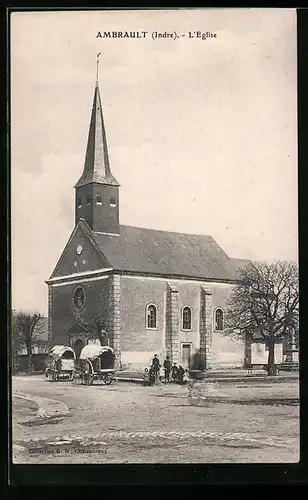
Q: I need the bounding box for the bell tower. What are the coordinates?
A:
[74,54,120,235]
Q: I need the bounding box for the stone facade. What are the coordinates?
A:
[165,283,180,364]
[199,287,213,368]
[48,286,53,347]
[50,277,111,350]
[48,270,246,370]
[75,183,120,235]
[107,275,121,364]
[204,289,213,367]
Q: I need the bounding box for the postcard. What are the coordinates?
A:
[10,8,299,467]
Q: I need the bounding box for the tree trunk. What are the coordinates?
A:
[266,339,277,376]
[26,344,33,373]
[97,327,108,346]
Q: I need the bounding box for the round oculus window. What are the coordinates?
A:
[72,286,86,312]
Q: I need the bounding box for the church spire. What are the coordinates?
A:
[75,54,119,188]
[74,55,120,235]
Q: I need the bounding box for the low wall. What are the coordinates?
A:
[16,354,48,372]
[121,350,165,371]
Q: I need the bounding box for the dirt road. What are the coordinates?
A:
[12,375,299,464]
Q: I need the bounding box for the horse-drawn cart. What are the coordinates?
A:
[45,345,76,381]
[79,344,116,386]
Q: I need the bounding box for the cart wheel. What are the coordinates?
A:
[81,372,87,385]
[83,373,94,385]
[103,373,113,385]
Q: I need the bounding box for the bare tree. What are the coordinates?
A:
[225,260,299,376]
[12,311,44,372]
[11,311,23,374]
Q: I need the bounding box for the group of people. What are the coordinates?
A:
[142,354,190,386]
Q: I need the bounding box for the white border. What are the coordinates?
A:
[51,275,110,287]
[47,267,113,283]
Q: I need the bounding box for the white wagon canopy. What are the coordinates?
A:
[49,345,76,361]
[79,345,115,361]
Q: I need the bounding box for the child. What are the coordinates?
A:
[142,368,150,386]
[148,365,156,386]
[183,369,190,385]
[159,364,164,382]
[171,363,178,383]
[178,365,185,384]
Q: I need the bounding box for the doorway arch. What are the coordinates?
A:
[74,338,84,359]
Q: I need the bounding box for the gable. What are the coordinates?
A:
[50,221,112,279]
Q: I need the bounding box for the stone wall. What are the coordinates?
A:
[199,287,213,368]
[106,274,121,365]
[48,286,53,347]
[120,276,166,369]
[165,283,180,364]
[50,277,111,346]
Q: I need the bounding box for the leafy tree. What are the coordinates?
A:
[83,316,109,346]
[93,317,109,346]
[225,260,299,375]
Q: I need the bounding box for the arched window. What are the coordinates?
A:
[182,306,192,330]
[214,308,224,331]
[147,304,157,329]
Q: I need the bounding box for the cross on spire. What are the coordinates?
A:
[96,52,101,81]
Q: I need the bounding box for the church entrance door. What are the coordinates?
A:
[181,343,192,367]
[74,339,84,359]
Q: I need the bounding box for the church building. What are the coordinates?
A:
[46,72,250,371]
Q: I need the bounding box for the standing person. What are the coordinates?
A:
[171,363,178,383]
[163,356,171,382]
[177,365,185,384]
[188,349,206,405]
[152,354,161,383]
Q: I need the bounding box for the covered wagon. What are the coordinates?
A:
[79,344,116,386]
[45,345,76,381]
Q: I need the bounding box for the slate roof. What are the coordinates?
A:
[75,82,119,188]
[91,224,251,282]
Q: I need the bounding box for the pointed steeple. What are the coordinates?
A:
[74,55,120,235]
[75,58,119,188]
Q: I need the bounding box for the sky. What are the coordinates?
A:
[11,9,298,315]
